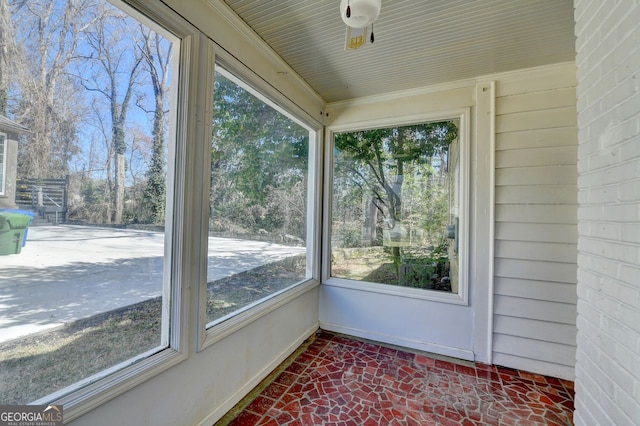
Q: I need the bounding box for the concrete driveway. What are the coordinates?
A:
[0,225,305,343]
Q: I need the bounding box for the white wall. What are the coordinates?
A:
[321,84,483,362]
[321,63,579,378]
[492,64,578,380]
[0,133,19,209]
[68,289,319,426]
[320,63,579,393]
[574,1,640,424]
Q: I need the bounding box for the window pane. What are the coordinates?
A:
[0,0,177,404]
[330,121,460,293]
[207,69,310,326]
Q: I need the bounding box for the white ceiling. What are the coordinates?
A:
[222,0,576,103]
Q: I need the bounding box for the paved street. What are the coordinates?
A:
[0,225,305,343]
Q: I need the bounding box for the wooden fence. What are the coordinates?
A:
[15,176,69,223]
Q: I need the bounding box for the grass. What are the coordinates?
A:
[0,298,162,405]
[206,254,307,323]
[0,255,306,405]
[331,246,452,290]
[1,251,443,404]
[331,247,398,284]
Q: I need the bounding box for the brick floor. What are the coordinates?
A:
[224,331,575,425]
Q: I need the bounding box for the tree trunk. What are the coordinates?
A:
[362,196,378,246]
[140,29,171,225]
[0,0,10,115]
[114,152,125,224]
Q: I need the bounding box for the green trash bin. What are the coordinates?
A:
[0,212,32,255]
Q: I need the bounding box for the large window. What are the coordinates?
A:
[328,119,466,295]
[0,0,181,410]
[206,66,313,327]
[0,133,5,195]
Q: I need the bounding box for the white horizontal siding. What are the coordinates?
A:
[494,316,577,345]
[495,145,577,167]
[494,295,577,324]
[495,258,577,283]
[494,334,576,366]
[496,106,577,133]
[495,222,577,244]
[496,86,576,114]
[495,277,577,304]
[492,352,575,380]
[495,204,577,224]
[496,165,577,186]
[492,70,578,379]
[495,240,577,263]
[495,66,577,97]
[496,127,577,150]
[496,185,577,204]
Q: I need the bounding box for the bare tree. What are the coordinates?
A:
[0,0,18,115]
[89,98,114,221]
[138,27,172,224]
[7,0,102,178]
[81,5,143,223]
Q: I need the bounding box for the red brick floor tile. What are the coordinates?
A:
[454,364,477,377]
[497,364,518,373]
[560,378,575,392]
[284,361,307,375]
[414,354,436,367]
[519,370,549,384]
[273,371,298,386]
[244,396,275,416]
[435,359,457,372]
[261,382,288,400]
[255,417,278,426]
[227,411,261,426]
[221,332,575,425]
[476,369,502,383]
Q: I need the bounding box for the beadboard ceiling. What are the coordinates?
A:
[222,0,576,103]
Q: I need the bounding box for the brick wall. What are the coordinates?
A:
[574,1,640,424]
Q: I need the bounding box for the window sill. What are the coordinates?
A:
[322,277,469,305]
[32,347,187,423]
[199,278,319,351]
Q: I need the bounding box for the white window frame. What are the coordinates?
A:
[322,108,470,306]
[197,49,323,351]
[27,1,204,421]
[0,132,6,195]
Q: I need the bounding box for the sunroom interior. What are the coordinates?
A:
[4,0,639,425]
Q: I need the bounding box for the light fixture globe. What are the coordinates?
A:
[340,0,381,29]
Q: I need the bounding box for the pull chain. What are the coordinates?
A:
[370,24,375,43]
[346,0,351,18]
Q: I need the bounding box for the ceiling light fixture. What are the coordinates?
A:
[340,0,381,50]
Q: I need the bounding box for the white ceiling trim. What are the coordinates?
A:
[326,61,577,109]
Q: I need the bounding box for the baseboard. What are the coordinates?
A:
[320,321,474,361]
[196,322,319,426]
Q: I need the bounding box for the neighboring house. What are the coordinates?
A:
[0,115,29,209]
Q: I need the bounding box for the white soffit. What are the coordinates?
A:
[222,0,576,103]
